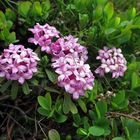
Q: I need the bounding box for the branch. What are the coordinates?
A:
[107,111,140,122]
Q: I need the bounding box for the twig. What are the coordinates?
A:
[129,104,139,112]
[5,0,17,12]
[7,113,25,131]
[34,103,38,138]
[0,115,8,128]
[8,0,18,5]
[0,103,35,121]
[38,123,48,138]
[0,0,7,8]
[6,113,14,140]
[38,118,48,139]
[0,95,10,101]
[1,104,26,116]
[19,127,26,140]
[107,111,140,122]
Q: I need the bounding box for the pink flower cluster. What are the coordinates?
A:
[28,23,94,99]
[28,23,60,54]
[52,35,94,99]
[0,44,40,84]
[95,47,127,78]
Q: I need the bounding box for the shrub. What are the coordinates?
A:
[0,0,140,139]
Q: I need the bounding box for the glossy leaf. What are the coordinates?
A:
[78,99,87,113]
[18,1,32,17]
[104,2,114,20]
[48,129,60,140]
[131,72,140,89]
[63,94,78,114]
[11,81,18,99]
[89,126,105,136]
[38,94,51,110]
[0,81,12,93]
[112,137,125,140]
[45,69,57,84]
[22,82,30,95]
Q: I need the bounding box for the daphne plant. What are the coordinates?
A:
[0,44,40,84]
[0,0,140,139]
[28,23,60,53]
[29,23,95,99]
[95,47,127,78]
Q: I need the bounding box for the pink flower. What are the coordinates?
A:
[0,44,40,84]
[53,56,94,99]
[51,35,88,62]
[51,35,94,99]
[28,23,60,53]
[28,22,94,99]
[95,47,127,78]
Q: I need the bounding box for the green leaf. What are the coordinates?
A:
[83,117,90,130]
[74,0,92,12]
[88,27,97,42]
[45,86,61,94]
[0,11,6,23]
[121,118,140,137]
[70,100,78,114]
[6,20,13,30]
[54,97,62,112]
[89,126,105,136]
[7,32,16,43]
[95,103,101,119]
[73,114,81,126]
[105,28,116,35]
[45,92,52,110]
[114,17,121,26]
[104,128,111,136]
[77,128,88,136]
[0,81,12,93]
[112,137,125,140]
[119,99,129,109]
[22,82,30,95]
[134,17,140,26]
[78,99,87,113]
[112,90,125,105]
[41,55,49,65]
[63,94,78,114]
[95,118,109,128]
[48,129,60,140]
[96,0,107,5]
[18,1,32,17]
[5,8,16,22]
[45,69,57,84]
[37,107,50,116]
[79,14,89,28]
[42,0,51,12]
[125,127,130,140]
[128,62,140,71]
[117,30,132,44]
[11,81,18,99]
[131,72,140,89]
[1,28,9,40]
[88,80,98,101]
[95,101,107,118]
[128,7,136,20]
[63,94,70,114]
[47,108,55,118]
[93,6,103,20]
[38,95,51,110]
[33,2,42,16]
[131,7,136,19]
[55,113,67,123]
[104,2,114,20]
